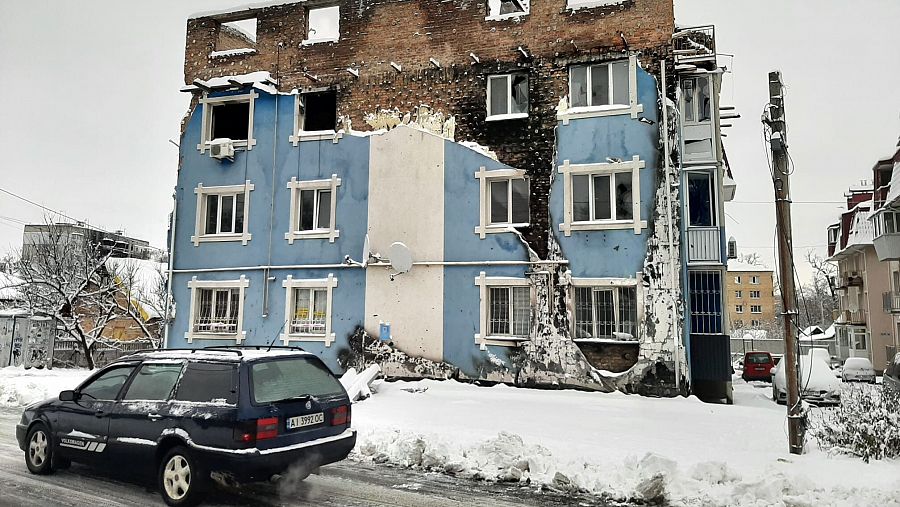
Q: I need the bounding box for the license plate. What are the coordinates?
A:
[286,412,324,430]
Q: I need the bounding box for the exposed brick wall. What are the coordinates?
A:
[576,342,640,372]
[183,0,675,257]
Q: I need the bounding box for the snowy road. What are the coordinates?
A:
[0,409,594,507]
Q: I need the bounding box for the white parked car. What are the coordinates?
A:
[841,357,876,383]
[773,356,841,405]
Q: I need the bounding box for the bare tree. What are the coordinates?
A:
[15,220,157,369]
[741,252,764,266]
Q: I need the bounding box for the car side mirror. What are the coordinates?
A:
[59,390,77,402]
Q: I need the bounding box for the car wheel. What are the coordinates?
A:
[25,423,54,475]
[772,386,777,401]
[158,446,207,507]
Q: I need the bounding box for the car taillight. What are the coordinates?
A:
[257,417,279,440]
[332,405,349,426]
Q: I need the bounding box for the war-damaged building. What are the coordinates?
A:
[167,0,736,399]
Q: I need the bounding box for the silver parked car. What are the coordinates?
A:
[841,357,876,383]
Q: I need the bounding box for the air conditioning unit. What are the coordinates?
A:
[209,138,235,161]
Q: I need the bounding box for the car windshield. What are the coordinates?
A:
[844,358,872,369]
[251,357,344,404]
[747,354,770,364]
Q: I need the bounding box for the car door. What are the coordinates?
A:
[54,364,137,463]
[107,361,185,472]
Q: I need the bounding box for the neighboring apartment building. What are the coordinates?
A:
[725,260,775,331]
[869,139,900,369]
[168,0,734,397]
[22,223,161,261]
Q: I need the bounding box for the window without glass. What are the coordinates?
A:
[290,287,328,335]
[687,171,716,227]
[296,188,332,232]
[569,62,629,108]
[204,192,245,235]
[79,366,136,400]
[175,362,238,404]
[488,286,531,337]
[682,76,711,123]
[194,288,241,334]
[572,172,632,222]
[573,286,637,339]
[305,5,340,43]
[487,74,528,118]
[123,364,183,401]
[489,178,529,225]
[215,17,257,53]
[298,91,337,133]
[210,102,251,141]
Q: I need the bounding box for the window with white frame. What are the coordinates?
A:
[486,0,529,20]
[749,290,760,299]
[197,92,257,153]
[285,176,341,243]
[290,90,339,144]
[573,285,638,340]
[750,305,762,314]
[735,290,742,298]
[185,276,249,342]
[559,56,642,123]
[558,157,647,235]
[191,181,254,246]
[874,210,900,238]
[475,167,529,238]
[486,74,528,120]
[303,5,340,45]
[280,274,338,346]
[734,275,741,284]
[853,330,867,350]
[682,76,711,123]
[750,276,760,284]
[751,319,760,327]
[474,273,532,349]
[687,171,717,227]
[735,304,743,313]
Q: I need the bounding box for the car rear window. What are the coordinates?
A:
[251,358,344,404]
[175,362,238,404]
[746,354,771,364]
[844,358,871,369]
[124,363,184,401]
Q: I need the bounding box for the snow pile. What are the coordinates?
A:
[0,366,91,408]
[351,379,900,506]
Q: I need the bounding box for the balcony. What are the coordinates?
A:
[884,292,900,313]
[835,309,866,325]
[673,25,717,69]
[874,233,900,261]
[687,227,721,263]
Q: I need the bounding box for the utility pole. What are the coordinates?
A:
[767,70,804,455]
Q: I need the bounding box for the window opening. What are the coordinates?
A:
[306,6,340,43]
[487,74,528,118]
[299,91,337,132]
[570,62,629,108]
[216,18,257,53]
[211,102,250,141]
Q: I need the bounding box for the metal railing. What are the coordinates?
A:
[884,292,900,313]
[673,26,716,60]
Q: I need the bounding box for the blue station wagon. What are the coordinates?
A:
[16,347,356,506]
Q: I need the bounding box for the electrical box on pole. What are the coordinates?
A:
[766,70,805,454]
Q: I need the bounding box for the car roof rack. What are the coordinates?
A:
[203,345,306,352]
[129,347,243,357]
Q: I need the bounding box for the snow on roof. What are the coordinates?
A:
[189,1,303,20]
[105,258,167,321]
[883,161,900,208]
[180,71,277,94]
[839,203,875,253]
[0,271,24,301]
[726,260,772,273]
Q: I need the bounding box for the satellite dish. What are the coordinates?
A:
[362,234,370,268]
[388,242,413,274]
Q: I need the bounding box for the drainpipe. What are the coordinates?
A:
[263,45,282,318]
[660,60,681,393]
[163,190,177,349]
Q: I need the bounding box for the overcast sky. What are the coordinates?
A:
[1,0,899,284]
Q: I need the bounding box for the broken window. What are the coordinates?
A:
[210,102,250,141]
[573,286,637,339]
[488,286,531,337]
[572,172,632,222]
[682,76,711,123]
[297,91,337,133]
[486,0,529,17]
[215,17,257,54]
[305,5,340,44]
[489,178,529,225]
[487,74,528,119]
[204,192,245,235]
[687,171,716,227]
[569,61,629,108]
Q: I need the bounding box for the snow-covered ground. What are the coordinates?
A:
[0,366,90,408]
[352,378,900,506]
[3,366,899,505]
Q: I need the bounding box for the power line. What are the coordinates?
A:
[729,200,845,204]
[0,185,112,234]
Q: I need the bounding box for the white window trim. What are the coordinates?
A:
[280,274,338,347]
[474,166,529,238]
[558,156,647,236]
[735,305,743,313]
[191,181,254,246]
[486,74,528,121]
[558,55,642,124]
[474,273,532,350]
[196,91,258,153]
[749,290,760,299]
[285,175,341,244]
[485,0,530,21]
[569,275,644,340]
[750,305,762,314]
[289,92,343,146]
[566,0,626,11]
[185,276,249,343]
[750,276,760,285]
